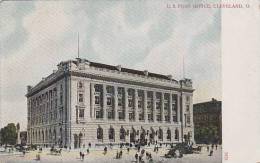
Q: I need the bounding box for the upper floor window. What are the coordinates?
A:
[186,105,190,112]
[118,98,122,106]
[95,96,100,105]
[79,109,84,118]
[186,96,190,102]
[118,87,123,95]
[147,101,152,108]
[79,93,84,103]
[138,100,142,108]
[128,99,133,107]
[107,97,112,106]
[106,86,113,94]
[78,81,84,89]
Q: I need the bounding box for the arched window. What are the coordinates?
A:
[97,127,103,140]
[158,128,163,141]
[108,127,115,141]
[120,127,126,141]
[167,129,171,141]
[175,129,179,140]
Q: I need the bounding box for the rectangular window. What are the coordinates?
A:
[118,98,122,106]
[119,111,124,120]
[186,96,190,102]
[129,112,134,120]
[147,101,152,108]
[96,110,102,119]
[139,113,144,121]
[187,115,191,124]
[148,114,152,121]
[138,100,142,108]
[156,115,161,121]
[173,116,177,122]
[128,99,133,107]
[108,111,113,119]
[186,105,190,112]
[106,86,113,94]
[79,109,84,118]
[156,102,160,109]
[107,97,112,106]
[95,96,100,105]
[79,93,84,103]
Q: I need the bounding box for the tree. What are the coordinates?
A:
[0,123,17,146]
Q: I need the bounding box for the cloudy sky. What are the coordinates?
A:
[0,0,221,130]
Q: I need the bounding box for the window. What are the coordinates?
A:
[187,115,191,124]
[186,96,190,102]
[139,113,144,121]
[96,111,102,119]
[108,127,115,141]
[107,97,112,106]
[119,111,124,120]
[173,115,177,122]
[147,101,152,108]
[138,100,142,108]
[79,109,84,118]
[186,105,190,112]
[156,115,161,121]
[106,86,113,94]
[128,99,133,107]
[78,82,83,89]
[158,128,163,140]
[165,115,169,122]
[118,87,123,95]
[167,129,171,140]
[95,96,100,105]
[175,129,179,140]
[129,112,134,120]
[97,127,103,140]
[79,93,84,103]
[148,114,152,121]
[108,111,113,119]
[156,102,160,109]
[118,98,122,106]
[120,127,126,140]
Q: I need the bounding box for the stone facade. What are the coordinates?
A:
[26,58,194,148]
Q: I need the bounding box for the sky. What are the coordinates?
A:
[0,0,221,130]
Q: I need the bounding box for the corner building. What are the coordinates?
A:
[26,58,194,148]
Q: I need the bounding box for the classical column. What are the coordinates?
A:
[161,92,165,122]
[169,93,173,123]
[90,83,95,119]
[134,89,139,122]
[124,87,129,122]
[144,90,148,122]
[114,86,118,121]
[177,94,181,122]
[103,84,107,120]
[153,91,156,122]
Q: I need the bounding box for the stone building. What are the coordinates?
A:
[26,58,194,148]
[193,98,222,144]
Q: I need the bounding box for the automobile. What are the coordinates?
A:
[0,147,5,152]
[173,143,193,154]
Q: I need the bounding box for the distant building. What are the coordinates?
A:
[20,131,27,146]
[193,98,222,144]
[26,58,194,148]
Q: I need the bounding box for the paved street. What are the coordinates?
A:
[0,145,222,163]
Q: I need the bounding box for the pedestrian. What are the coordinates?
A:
[211,144,214,150]
[215,144,218,150]
[80,151,82,160]
[87,148,90,154]
[104,146,107,155]
[82,153,85,161]
[119,150,123,158]
[209,149,213,156]
[135,153,138,162]
[127,147,130,154]
[207,145,209,152]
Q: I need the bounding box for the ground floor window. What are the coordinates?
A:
[97,127,103,141]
